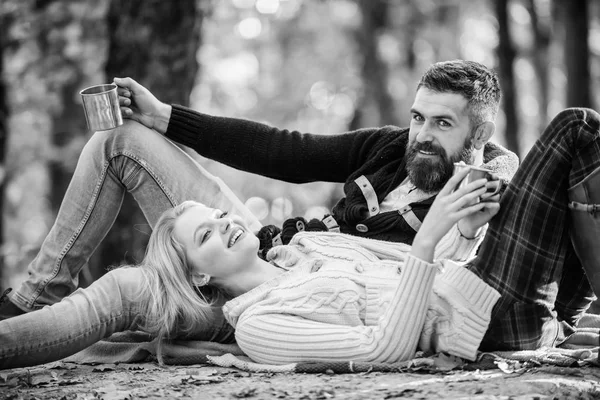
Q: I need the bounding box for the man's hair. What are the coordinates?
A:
[417,60,501,126]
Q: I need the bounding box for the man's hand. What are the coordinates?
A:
[113,77,172,135]
[411,168,500,263]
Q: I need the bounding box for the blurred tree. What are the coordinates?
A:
[350,0,399,129]
[558,0,592,108]
[1,0,109,290]
[40,1,108,217]
[495,0,520,155]
[86,0,206,280]
[0,5,10,289]
[526,0,551,128]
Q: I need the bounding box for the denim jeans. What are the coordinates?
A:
[10,120,261,310]
[0,267,234,369]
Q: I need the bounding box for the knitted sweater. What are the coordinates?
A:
[165,105,520,244]
[222,232,500,365]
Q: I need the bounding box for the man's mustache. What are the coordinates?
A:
[410,141,446,157]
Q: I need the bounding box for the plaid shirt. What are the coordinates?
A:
[467,108,600,350]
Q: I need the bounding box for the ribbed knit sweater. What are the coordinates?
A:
[223,232,500,365]
[165,105,519,244]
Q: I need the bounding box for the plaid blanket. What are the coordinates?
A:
[63,314,599,373]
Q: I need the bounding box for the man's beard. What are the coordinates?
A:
[405,136,475,193]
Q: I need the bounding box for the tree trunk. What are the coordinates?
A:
[526,0,550,127]
[495,0,520,155]
[0,7,9,289]
[86,0,204,280]
[350,0,398,129]
[561,0,591,108]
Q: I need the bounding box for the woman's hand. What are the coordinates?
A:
[411,167,500,263]
[113,77,172,134]
[457,178,501,238]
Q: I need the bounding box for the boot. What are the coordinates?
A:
[568,166,600,296]
[0,288,26,321]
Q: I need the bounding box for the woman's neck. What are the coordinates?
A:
[215,257,284,298]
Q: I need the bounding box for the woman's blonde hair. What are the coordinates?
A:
[138,201,228,362]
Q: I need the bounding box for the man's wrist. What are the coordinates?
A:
[153,103,172,135]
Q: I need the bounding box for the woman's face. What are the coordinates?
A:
[172,203,260,281]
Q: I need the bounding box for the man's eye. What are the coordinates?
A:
[412,114,423,122]
[438,120,451,128]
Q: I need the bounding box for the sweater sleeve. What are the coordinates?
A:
[165,104,393,184]
[233,254,439,365]
[434,223,487,262]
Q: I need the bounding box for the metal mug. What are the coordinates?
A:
[453,162,501,202]
[80,83,123,131]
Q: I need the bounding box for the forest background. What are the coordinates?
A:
[0,0,598,307]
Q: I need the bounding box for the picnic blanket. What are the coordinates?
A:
[64,314,600,373]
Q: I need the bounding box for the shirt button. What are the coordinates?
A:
[356,224,369,233]
[296,221,305,231]
[397,266,402,274]
[355,264,364,273]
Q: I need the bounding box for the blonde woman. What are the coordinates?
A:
[1,106,599,369]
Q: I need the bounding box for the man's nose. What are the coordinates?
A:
[415,122,434,143]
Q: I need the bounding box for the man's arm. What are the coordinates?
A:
[115,77,396,184]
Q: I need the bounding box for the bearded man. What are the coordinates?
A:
[154,59,519,250]
[0,60,519,320]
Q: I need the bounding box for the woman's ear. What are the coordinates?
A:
[192,273,211,287]
[472,121,495,150]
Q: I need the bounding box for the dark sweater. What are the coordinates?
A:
[165,104,520,244]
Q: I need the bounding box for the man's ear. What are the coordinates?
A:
[472,121,495,150]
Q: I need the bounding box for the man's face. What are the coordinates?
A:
[406,88,476,193]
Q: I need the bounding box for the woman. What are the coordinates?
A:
[0,165,498,369]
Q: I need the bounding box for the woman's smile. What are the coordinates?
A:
[228,226,245,248]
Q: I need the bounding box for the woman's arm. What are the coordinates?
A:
[412,167,500,263]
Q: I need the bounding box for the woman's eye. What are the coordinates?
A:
[201,230,212,243]
[219,211,229,219]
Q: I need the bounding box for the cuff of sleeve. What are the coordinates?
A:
[405,253,443,274]
[434,261,500,360]
[434,224,487,262]
[165,104,213,148]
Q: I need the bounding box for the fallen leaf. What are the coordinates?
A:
[93,365,116,372]
[45,361,77,370]
[232,387,258,398]
[383,388,420,399]
[432,353,464,371]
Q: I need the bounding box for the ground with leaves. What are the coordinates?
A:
[1,361,599,400]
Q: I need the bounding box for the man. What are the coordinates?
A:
[0,60,518,320]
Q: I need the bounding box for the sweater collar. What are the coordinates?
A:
[222,260,310,327]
